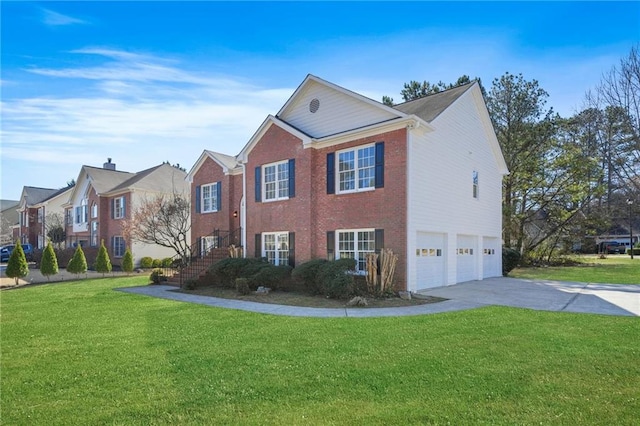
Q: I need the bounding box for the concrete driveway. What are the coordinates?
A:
[419,277,640,317]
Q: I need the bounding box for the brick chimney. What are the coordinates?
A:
[103,158,116,170]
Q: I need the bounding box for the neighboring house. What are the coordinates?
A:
[31,186,75,249]
[15,187,60,247]
[189,75,508,291]
[64,159,190,267]
[0,199,20,245]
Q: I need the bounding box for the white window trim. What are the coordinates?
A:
[336,143,376,194]
[335,228,375,274]
[114,196,125,219]
[201,235,218,256]
[201,182,219,213]
[262,160,289,202]
[262,231,289,266]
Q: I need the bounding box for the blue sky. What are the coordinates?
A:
[1,1,638,201]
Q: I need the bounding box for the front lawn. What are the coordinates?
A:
[511,255,640,284]
[2,276,639,425]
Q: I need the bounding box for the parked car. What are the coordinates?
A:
[0,244,34,262]
[601,241,625,254]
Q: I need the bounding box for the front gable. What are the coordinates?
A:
[277,75,404,139]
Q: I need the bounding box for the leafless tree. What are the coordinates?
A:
[121,192,191,264]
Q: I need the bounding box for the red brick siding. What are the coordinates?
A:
[245,124,313,263]
[191,156,243,247]
[244,125,408,290]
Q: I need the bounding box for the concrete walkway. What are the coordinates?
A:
[118,277,640,318]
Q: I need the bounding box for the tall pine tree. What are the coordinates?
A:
[121,248,134,275]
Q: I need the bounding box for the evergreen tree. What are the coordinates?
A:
[121,248,134,275]
[5,241,29,285]
[40,241,59,281]
[67,245,88,276]
[95,239,112,276]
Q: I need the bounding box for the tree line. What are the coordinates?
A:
[384,45,639,262]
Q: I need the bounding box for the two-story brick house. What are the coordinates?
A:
[64,159,190,267]
[189,75,508,291]
[15,186,61,247]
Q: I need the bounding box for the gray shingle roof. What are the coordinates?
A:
[107,163,188,194]
[204,150,240,171]
[393,82,474,123]
[83,166,135,194]
[21,186,59,206]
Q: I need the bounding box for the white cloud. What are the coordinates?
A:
[41,8,88,26]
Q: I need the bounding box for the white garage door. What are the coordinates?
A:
[456,234,477,283]
[482,237,500,278]
[416,232,446,290]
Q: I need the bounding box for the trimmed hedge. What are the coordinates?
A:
[291,258,328,294]
[140,257,153,269]
[206,257,272,288]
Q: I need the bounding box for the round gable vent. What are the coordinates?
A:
[309,98,320,113]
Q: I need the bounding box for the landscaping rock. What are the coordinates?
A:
[255,286,271,295]
[347,296,368,307]
[398,291,412,300]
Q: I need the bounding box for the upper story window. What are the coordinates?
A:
[264,161,289,201]
[113,197,125,219]
[473,171,479,198]
[76,199,88,224]
[338,145,375,193]
[91,202,98,218]
[196,182,221,214]
[254,159,295,203]
[327,142,384,195]
[202,183,219,213]
[66,210,73,226]
[37,208,44,223]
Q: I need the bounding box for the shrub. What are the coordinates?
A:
[207,257,271,288]
[291,258,328,294]
[40,242,59,281]
[249,264,293,291]
[140,257,153,269]
[67,245,88,276]
[235,278,251,295]
[5,241,29,285]
[149,269,167,284]
[161,257,173,267]
[318,258,356,299]
[95,240,112,276]
[152,258,162,268]
[122,249,134,274]
[502,247,521,276]
[184,279,198,290]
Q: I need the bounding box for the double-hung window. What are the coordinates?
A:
[338,145,375,192]
[76,199,88,224]
[263,232,289,266]
[202,183,218,213]
[113,197,125,219]
[337,229,375,272]
[113,236,125,257]
[264,161,289,201]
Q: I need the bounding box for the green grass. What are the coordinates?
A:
[511,255,640,284]
[2,276,639,425]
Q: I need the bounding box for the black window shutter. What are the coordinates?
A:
[122,197,126,218]
[216,181,222,211]
[375,142,385,188]
[255,166,261,202]
[327,231,335,260]
[195,186,201,213]
[375,229,384,253]
[326,153,335,194]
[111,199,115,219]
[288,159,295,198]
[288,232,295,267]
[255,234,262,258]
[196,236,202,257]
